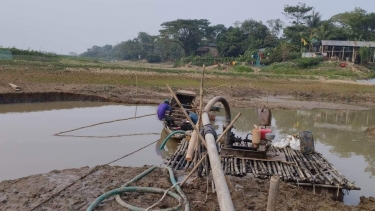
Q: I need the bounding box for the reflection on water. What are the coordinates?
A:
[357,79,375,84]
[0,103,164,181]
[214,108,375,205]
[0,101,115,114]
[1,102,375,205]
[155,128,180,159]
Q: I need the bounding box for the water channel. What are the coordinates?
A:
[0,102,375,205]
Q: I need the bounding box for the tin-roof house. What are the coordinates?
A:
[196,43,219,57]
[321,40,375,63]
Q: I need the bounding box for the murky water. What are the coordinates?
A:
[214,108,375,205]
[357,78,375,84]
[1,102,375,205]
[0,102,166,181]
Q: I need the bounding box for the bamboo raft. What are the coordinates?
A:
[166,138,360,191]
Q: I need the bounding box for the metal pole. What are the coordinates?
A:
[203,96,232,147]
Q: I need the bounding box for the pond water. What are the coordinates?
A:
[0,102,166,181]
[357,78,375,84]
[0,102,375,205]
[214,107,375,205]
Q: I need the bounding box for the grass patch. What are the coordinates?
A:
[233,65,254,73]
[261,60,361,79]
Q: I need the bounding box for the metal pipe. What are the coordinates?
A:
[202,112,235,211]
[203,96,232,147]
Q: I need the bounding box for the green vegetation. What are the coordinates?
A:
[1,48,371,81]
[2,13,375,81]
[79,3,375,68]
[233,65,254,73]
[262,58,359,78]
[145,54,161,63]
[359,47,371,65]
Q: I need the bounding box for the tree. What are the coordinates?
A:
[331,8,375,40]
[81,44,113,59]
[359,46,371,65]
[267,19,285,37]
[269,42,299,63]
[154,36,184,61]
[241,19,272,50]
[306,11,322,29]
[233,21,241,28]
[314,21,334,40]
[112,39,140,60]
[204,24,227,44]
[159,19,210,56]
[283,24,309,46]
[283,2,313,25]
[216,27,246,57]
[137,32,157,59]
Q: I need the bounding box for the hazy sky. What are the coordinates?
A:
[1,0,373,54]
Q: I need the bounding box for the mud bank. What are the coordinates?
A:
[0,84,372,111]
[0,92,111,104]
[2,68,375,110]
[0,166,374,211]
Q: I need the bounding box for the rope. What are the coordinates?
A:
[54,113,155,136]
[55,132,159,138]
[145,182,181,211]
[193,172,209,204]
[30,139,159,211]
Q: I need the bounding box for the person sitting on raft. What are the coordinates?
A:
[187,110,198,125]
[157,99,175,126]
[180,110,198,131]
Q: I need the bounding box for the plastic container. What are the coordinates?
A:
[260,128,272,139]
[252,127,261,148]
[299,131,315,154]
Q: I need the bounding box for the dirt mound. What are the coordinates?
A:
[357,196,375,210]
[1,166,374,211]
[365,125,375,136]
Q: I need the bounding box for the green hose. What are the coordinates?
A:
[87,186,182,211]
[167,167,190,211]
[159,130,186,150]
[87,166,189,211]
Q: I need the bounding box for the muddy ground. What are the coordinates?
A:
[1,165,374,211]
[1,68,375,210]
[365,126,375,137]
[1,69,375,111]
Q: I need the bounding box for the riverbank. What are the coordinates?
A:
[1,68,375,111]
[1,165,374,211]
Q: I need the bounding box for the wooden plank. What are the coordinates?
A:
[220,147,267,159]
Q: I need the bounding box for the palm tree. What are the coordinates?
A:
[304,11,323,52]
[315,22,333,40]
[306,11,322,29]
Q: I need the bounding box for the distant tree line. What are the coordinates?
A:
[81,3,375,64]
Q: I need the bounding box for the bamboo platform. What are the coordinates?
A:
[166,138,360,191]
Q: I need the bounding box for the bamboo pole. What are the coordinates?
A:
[234,158,240,175]
[167,84,208,149]
[271,162,278,177]
[180,113,241,187]
[254,160,258,176]
[186,65,205,161]
[242,159,247,176]
[286,148,306,180]
[267,176,280,211]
